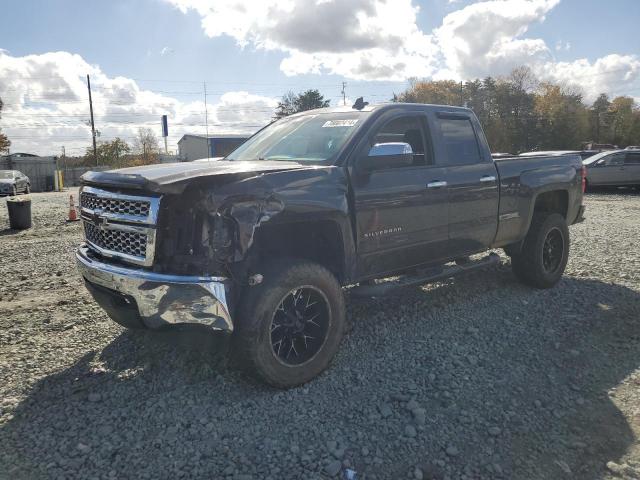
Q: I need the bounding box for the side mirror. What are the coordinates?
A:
[359,142,414,171]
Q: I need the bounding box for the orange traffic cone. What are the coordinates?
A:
[67,194,80,222]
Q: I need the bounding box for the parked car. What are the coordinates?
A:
[583,149,640,188]
[520,150,599,160]
[76,102,585,387]
[519,150,582,157]
[0,170,31,196]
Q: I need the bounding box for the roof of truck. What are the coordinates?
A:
[291,102,472,116]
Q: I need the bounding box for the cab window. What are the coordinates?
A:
[438,118,482,166]
[372,116,428,166]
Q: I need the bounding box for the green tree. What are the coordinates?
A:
[396,79,462,106]
[608,96,636,146]
[590,93,611,143]
[534,83,589,150]
[0,97,10,154]
[85,138,131,167]
[274,89,331,119]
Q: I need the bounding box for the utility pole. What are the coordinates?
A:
[87,74,97,166]
[460,81,464,107]
[204,82,210,159]
[341,81,347,106]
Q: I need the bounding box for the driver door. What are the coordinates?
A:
[350,113,449,279]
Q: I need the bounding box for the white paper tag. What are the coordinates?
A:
[322,119,359,128]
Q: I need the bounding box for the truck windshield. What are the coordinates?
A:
[227,112,366,164]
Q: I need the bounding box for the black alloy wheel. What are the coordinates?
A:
[270,286,331,366]
[235,259,346,388]
[508,212,570,289]
[542,227,564,275]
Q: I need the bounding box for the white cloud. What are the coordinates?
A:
[167,0,640,100]
[434,0,559,79]
[555,40,571,52]
[0,51,277,155]
[536,54,640,102]
[166,0,440,80]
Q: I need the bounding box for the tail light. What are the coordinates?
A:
[581,165,587,193]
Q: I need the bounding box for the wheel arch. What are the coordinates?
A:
[248,219,351,284]
[505,189,569,256]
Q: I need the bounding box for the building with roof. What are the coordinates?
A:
[177,134,250,162]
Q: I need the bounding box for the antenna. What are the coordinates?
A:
[204,82,210,160]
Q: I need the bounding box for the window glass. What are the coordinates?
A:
[624,153,640,165]
[605,153,625,166]
[227,112,366,164]
[372,116,427,166]
[438,118,482,165]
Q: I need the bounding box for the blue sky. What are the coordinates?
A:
[1,0,639,155]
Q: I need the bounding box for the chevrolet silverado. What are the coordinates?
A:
[76,102,586,387]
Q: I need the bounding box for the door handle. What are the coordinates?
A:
[426,181,447,188]
[480,175,496,183]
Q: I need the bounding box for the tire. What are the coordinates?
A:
[235,259,346,388]
[12,185,17,196]
[510,213,569,289]
[24,184,30,194]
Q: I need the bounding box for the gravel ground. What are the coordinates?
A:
[1,188,639,480]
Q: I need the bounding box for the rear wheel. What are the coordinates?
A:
[509,213,569,289]
[235,259,346,388]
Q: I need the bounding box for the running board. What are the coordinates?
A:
[349,252,501,297]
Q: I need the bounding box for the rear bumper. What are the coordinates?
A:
[76,244,233,332]
[573,205,586,224]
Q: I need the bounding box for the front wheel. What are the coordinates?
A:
[235,259,346,388]
[510,213,569,289]
[24,184,30,194]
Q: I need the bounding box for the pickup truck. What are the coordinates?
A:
[76,102,586,388]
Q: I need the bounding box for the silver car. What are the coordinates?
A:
[0,170,31,196]
[584,150,640,188]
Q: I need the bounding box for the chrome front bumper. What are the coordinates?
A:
[76,244,233,332]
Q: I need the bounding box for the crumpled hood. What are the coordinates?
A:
[80,159,313,193]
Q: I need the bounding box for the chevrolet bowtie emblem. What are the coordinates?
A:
[91,211,108,228]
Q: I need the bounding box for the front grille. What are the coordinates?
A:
[80,186,160,266]
[84,223,148,259]
[80,192,150,218]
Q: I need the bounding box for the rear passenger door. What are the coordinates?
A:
[433,112,499,256]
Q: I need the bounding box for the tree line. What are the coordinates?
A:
[78,127,161,167]
[393,66,640,153]
[0,98,10,154]
[2,69,639,163]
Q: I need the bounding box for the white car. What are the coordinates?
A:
[0,170,31,196]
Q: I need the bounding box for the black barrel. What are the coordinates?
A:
[6,197,32,230]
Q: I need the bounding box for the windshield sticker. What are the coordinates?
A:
[322,119,359,128]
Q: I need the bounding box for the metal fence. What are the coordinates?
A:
[62,166,111,187]
[0,156,57,192]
